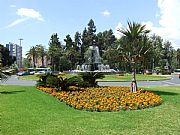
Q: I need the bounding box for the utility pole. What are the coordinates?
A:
[18,38,23,67]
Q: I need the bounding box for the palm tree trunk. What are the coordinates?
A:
[33,56,36,68]
[131,60,137,93]
[41,56,44,67]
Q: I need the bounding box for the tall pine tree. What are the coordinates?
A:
[48,33,63,71]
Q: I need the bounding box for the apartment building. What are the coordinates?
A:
[6,42,22,67]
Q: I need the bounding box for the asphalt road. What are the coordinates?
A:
[1,75,180,86]
[98,75,180,86]
[0,75,37,86]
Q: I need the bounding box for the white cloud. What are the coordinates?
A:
[6,18,28,28]
[17,8,44,21]
[115,0,180,49]
[10,5,16,8]
[155,13,160,17]
[152,0,180,48]
[5,8,44,28]
[101,10,111,16]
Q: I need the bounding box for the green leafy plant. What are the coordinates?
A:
[46,75,60,88]
[154,67,161,75]
[36,73,53,87]
[36,73,83,91]
[58,75,83,91]
[79,72,105,87]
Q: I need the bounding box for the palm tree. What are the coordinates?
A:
[36,44,47,67]
[117,21,151,92]
[26,46,38,68]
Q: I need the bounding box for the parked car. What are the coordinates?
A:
[16,71,29,76]
[29,71,36,75]
[34,71,46,75]
[28,68,52,75]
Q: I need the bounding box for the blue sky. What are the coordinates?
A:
[0,0,180,57]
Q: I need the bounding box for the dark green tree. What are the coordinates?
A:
[74,32,81,52]
[81,28,89,63]
[96,32,104,56]
[103,29,116,49]
[150,35,164,69]
[64,34,73,50]
[81,19,97,63]
[177,49,180,68]
[102,46,120,67]
[0,54,8,82]
[0,44,15,67]
[64,34,81,69]
[87,19,96,46]
[65,48,81,70]
[96,29,116,58]
[58,56,71,71]
[48,33,63,71]
[162,41,174,69]
[0,45,9,82]
[74,32,82,65]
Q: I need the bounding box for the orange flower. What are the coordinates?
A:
[37,86,162,112]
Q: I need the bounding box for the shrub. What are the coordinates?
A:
[36,73,56,87]
[154,67,161,75]
[79,72,105,87]
[58,75,80,91]
[46,75,60,88]
[161,69,171,75]
[36,73,84,91]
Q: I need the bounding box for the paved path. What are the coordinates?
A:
[0,75,36,86]
[1,75,180,86]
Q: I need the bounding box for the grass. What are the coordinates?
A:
[17,73,169,82]
[98,74,169,81]
[0,85,179,135]
[17,75,39,80]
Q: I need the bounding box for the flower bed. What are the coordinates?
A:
[37,86,57,94]
[37,86,162,112]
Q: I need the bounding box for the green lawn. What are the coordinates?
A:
[17,74,169,82]
[98,74,169,81]
[17,75,39,80]
[0,85,179,135]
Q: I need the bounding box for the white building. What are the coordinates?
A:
[6,42,22,68]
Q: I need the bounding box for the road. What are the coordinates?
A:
[98,75,180,86]
[0,75,36,86]
[1,75,180,86]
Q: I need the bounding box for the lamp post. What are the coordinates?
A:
[19,38,23,46]
[18,38,23,67]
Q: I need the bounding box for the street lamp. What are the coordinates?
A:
[19,38,23,46]
[18,38,23,67]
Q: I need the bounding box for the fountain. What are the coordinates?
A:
[74,45,115,73]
